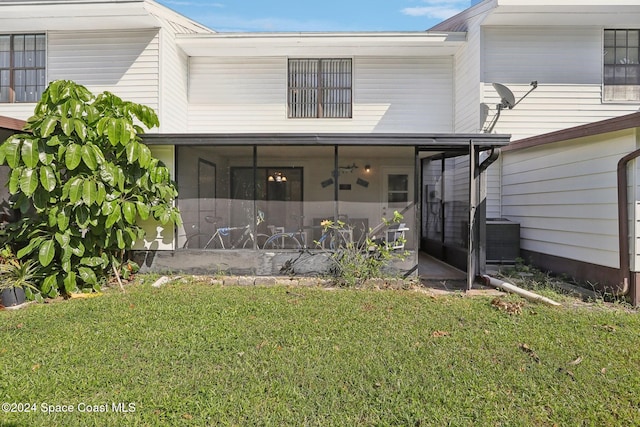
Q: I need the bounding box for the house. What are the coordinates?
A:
[431,0,640,302]
[499,112,640,302]
[1,0,639,298]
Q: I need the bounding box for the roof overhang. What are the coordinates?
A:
[143,133,510,150]
[0,0,159,32]
[432,0,640,30]
[0,115,26,132]
[503,112,640,152]
[482,1,640,27]
[175,32,466,57]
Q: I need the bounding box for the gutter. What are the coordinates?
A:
[617,148,640,305]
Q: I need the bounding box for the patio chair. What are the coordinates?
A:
[385,223,409,250]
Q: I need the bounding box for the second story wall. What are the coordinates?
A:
[0,29,161,126]
[481,26,640,141]
[187,56,454,134]
[49,29,160,118]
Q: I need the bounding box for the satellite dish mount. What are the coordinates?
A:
[484,81,538,133]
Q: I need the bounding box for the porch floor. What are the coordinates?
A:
[418,252,503,295]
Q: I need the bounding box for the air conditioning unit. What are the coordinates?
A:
[486,218,520,263]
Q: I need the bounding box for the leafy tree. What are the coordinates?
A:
[0,80,181,297]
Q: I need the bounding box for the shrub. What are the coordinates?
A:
[319,212,408,287]
[0,80,181,297]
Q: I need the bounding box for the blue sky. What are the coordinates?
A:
[156,0,479,32]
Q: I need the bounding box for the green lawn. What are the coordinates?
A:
[1,277,639,426]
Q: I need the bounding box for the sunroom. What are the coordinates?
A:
[138,133,510,286]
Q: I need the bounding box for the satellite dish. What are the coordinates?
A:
[483,81,538,133]
[492,83,516,109]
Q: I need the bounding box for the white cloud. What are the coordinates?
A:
[401,0,467,20]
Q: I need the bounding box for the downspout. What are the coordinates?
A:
[617,148,640,305]
[469,146,501,289]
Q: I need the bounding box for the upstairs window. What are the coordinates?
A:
[0,34,46,103]
[604,29,640,102]
[288,58,352,118]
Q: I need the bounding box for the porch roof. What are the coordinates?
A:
[143,133,511,150]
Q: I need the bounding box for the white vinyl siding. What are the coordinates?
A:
[482,27,639,141]
[454,13,483,134]
[158,28,188,133]
[501,130,638,268]
[188,56,453,133]
[47,29,160,114]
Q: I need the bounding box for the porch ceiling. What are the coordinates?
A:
[143,133,511,150]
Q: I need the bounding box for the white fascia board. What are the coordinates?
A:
[175,32,466,57]
[0,1,160,32]
[484,1,640,26]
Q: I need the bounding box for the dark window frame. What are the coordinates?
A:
[0,33,46,103]
[603,29,640,102]
[287,58,352,119]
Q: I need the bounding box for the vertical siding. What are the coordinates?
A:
[501,130,637,268]
[187,56,453,133]
[482,27,639,141]
[48,29,160,114]
[157,28,188,133]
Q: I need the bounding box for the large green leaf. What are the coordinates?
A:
[63,271,77,294]
[19,168,39,195]
[20,139,39,168]
[39,165,56,192]
[136,201,150,220]
[68,99,83,119]
[61,115,74,137]
[38,239,56,267]
[106,118,120,145]
[69,238,85,257]
[138,144,151,168]
[82,180,98,206]
[74,119,87,141]
[9,167,21,194]
[78,267,98,285]
[41,274,57,295]
[80,256,104,267]
[39,116,58,138]
[68,177,83,203]
[16,237,44,259]
[106,206,122,228]
[33,187,49,210]
[75,205,90,228]
[81,144,97,170]
[122,201,136,224]
[57,207,71,232]
[65,143,82,170]
[96,182,107,205]
[55,231,71,247]
[4,136,22,168]
[38,141,54,165]
[116,228,126,249]
[125,141,139,163]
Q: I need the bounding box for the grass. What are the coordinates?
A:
[1,276,639,426]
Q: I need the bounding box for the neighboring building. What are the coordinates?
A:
[0,0,639,299]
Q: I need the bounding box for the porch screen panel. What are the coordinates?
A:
[258,146,333,250]
[337,146,415,250]
[176,146,254,249]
